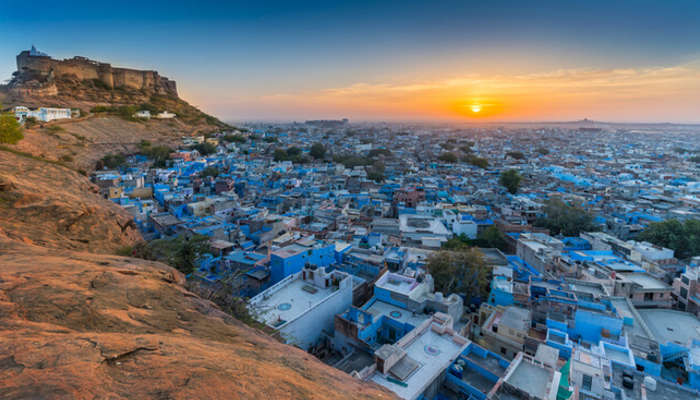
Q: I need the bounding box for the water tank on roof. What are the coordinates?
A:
[643,376,656,391]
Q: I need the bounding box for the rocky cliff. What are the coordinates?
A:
[0,52,394,399]
[0,239,393,400]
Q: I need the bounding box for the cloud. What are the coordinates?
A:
[218,60,700,121]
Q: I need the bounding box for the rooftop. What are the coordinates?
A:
[371,321,468,400]
[249,275,336,328]
[365,299,429,328]
[637,308,700,346]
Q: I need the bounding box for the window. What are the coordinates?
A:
[682,276,690,285]
[681,287,688,299]
[500,347,507,355]
[582,374,593,391]
[644,293,654,301]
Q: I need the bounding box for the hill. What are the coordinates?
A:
[0,50,393,399]
[0,239,392,400]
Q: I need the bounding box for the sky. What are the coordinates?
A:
[2,0,700,123]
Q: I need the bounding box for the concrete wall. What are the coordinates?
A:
[280,275,353,350]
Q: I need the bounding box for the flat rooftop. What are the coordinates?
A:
[638,308,700,346]
[365,299,429,328]
[504,359,553,399]
[619,272,670,290]
[250,278,334,327]
[371,328,467,400]
[375,272,419,296]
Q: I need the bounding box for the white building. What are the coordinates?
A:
[156,111,176,119]
[14,106,72,122]
[248,265,353,350]
[133,110,151,119]
[360,313,469,400]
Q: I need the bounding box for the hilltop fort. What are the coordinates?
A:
[2,46,178,107]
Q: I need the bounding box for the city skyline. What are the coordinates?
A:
[2,0,700,122]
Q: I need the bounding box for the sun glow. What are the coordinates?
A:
[470,104,482,113]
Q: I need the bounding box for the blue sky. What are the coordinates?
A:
[2,0,700,122]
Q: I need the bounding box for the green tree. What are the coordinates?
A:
[273,148,288,161]
[193,142,217,156]
[366,160,385,182]
[474,226,509,251]
[426,248,490,302]
[638,219,700,260]
[98,153,126,169]
[534,198,596,236]
[175,235,211,275]
[438,152,458,163]
[286,146,301,156]
[463,155,489,169]
[499,169,522,194]
[506,151,525,160]
[200,166,219,179]
[0,107,24,144]
[310,142,326,159]
[128,234,210,275]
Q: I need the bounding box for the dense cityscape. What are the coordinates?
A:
[3,1,700,399]
[91,118,700,400]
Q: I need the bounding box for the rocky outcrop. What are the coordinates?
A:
[0,240,394,399]
[12,49,176,98]
[0,150,141,253]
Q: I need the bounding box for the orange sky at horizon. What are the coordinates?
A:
[197,59,700,122]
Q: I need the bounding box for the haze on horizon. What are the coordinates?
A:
[2,0,700,123]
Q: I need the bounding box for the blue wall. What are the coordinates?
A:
[270,243,335,283]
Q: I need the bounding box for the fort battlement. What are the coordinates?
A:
[15,49,177,97]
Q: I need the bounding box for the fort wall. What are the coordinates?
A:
[15,51,177,97]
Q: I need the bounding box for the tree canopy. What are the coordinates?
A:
[442,227,509,252]
[438,152,458,163]
[638,219,700,260]
[0,107,23,144]
[193,142,217,156]
[310,142,326,159]
[426,247,491,303]
[506,151,525,160]
[499,169,522,194]
[126,234,210,275]
[534,198,596,236]
[463,154,489,169]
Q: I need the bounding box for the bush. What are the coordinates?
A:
[438,152,458,163]
[639,219,700,259]
[46,125,65,133]
[127,234,210,275]
[98,153,126,169]
[534,199,596,236]
[0,110,24,144]
[506,151,525,160]
[499,169,522,194]
[333,154,373,168]
[368,148,391,158]
[200,166,219,178]
[310,142,326,159]
[426,248,490,303]
[193,142,217,156]
[463,155,489,169]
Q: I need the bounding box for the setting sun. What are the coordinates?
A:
[470,104,482,113]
